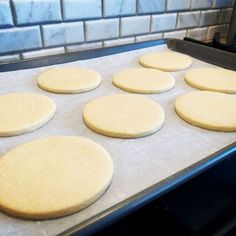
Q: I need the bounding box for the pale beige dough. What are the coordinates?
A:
[0,136,113,219]
[112,68,175,94]
[0,93,56,137]
[185,67,236,93]
[175,91,236,132]
[38,67,101,94]
[83,94,165,138]
[139,51,192,72]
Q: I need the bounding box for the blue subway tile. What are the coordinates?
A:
[42,22,84,47]
[22,47,65,59]
[13,0,62,25]
[103,0,136,17]
[121,16,150,36]
[191,0,212,9]
[164,30,187,39]
[85,19,119,41]
[63,0,101,20]
[0,0,14,28]
[177,12,200,29]
[0,54,20,63]
[0,26,42,54]
[138,0,165,14]
[212,0,233,8]
[151,13,177,32]
[167,0,191,11]
[199,10,220,26]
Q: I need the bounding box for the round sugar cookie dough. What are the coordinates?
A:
[38,67,101,94]
[112,68,175,94]
[0,93,56,137]
[185,67,236,93]
[139,51,192,72]
[175,91,236,132]
[83,94,165,138]
[0,136,113,220]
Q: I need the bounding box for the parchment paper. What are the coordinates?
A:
[0,44,235,236]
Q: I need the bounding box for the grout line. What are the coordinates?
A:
[83,21,86,42]
[9,0,17,26]
[198,10,202,27]
[39,25,45,48]
[211,0,214,8]
[186,28,190,37]
[149,14,152,33]
[118,16,122,37]
[187,0,191,10]
[190,0,193,9]
[136,0,140,16]
[60,0,64,21]
[165,0,168,12]
[101,0,105,18]
[19,52,23,60]
[175,12,179,29]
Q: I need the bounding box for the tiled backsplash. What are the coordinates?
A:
[0,0,234,62]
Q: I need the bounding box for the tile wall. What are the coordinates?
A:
[0,0,234,62]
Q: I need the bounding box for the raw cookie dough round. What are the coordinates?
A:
[0,93,56,137]
[175,91,236,132]
[83,94,165,138]
[185,67,236,93]
[38,67,101,94]
[112,68,175,94]
[0,136,113,219]
[139,51,192,72]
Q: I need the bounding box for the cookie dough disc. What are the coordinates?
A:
[0,93,56,137]
[0,136,113,219]
[83,94,165,138]
[175,91,236,131]
[139,51,192,72]
[112,68,175,94]
[38,67,101,94]
[185,67,236,93]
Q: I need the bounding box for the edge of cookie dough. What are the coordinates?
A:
[0,96,56,137]
[184,75,236,94]
[82,112,165,139]
[0,177,112,220]
[174,100,236,132]
[139,55,192,72]
[0,136,113,220]
[37,78,102,94]
[112,78,175,94]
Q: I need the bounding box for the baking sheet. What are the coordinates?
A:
[0,44,235,236]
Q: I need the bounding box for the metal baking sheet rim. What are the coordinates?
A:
[60,142,236,236]
[1,38,236,72]
[0,38,235,236]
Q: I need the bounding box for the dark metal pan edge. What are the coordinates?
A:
[1,38,235,235]
[167,38,236,70]
[0,40,166,72]
[1,38,235,72]
[59,142,236,236]
[58,39,236,235]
